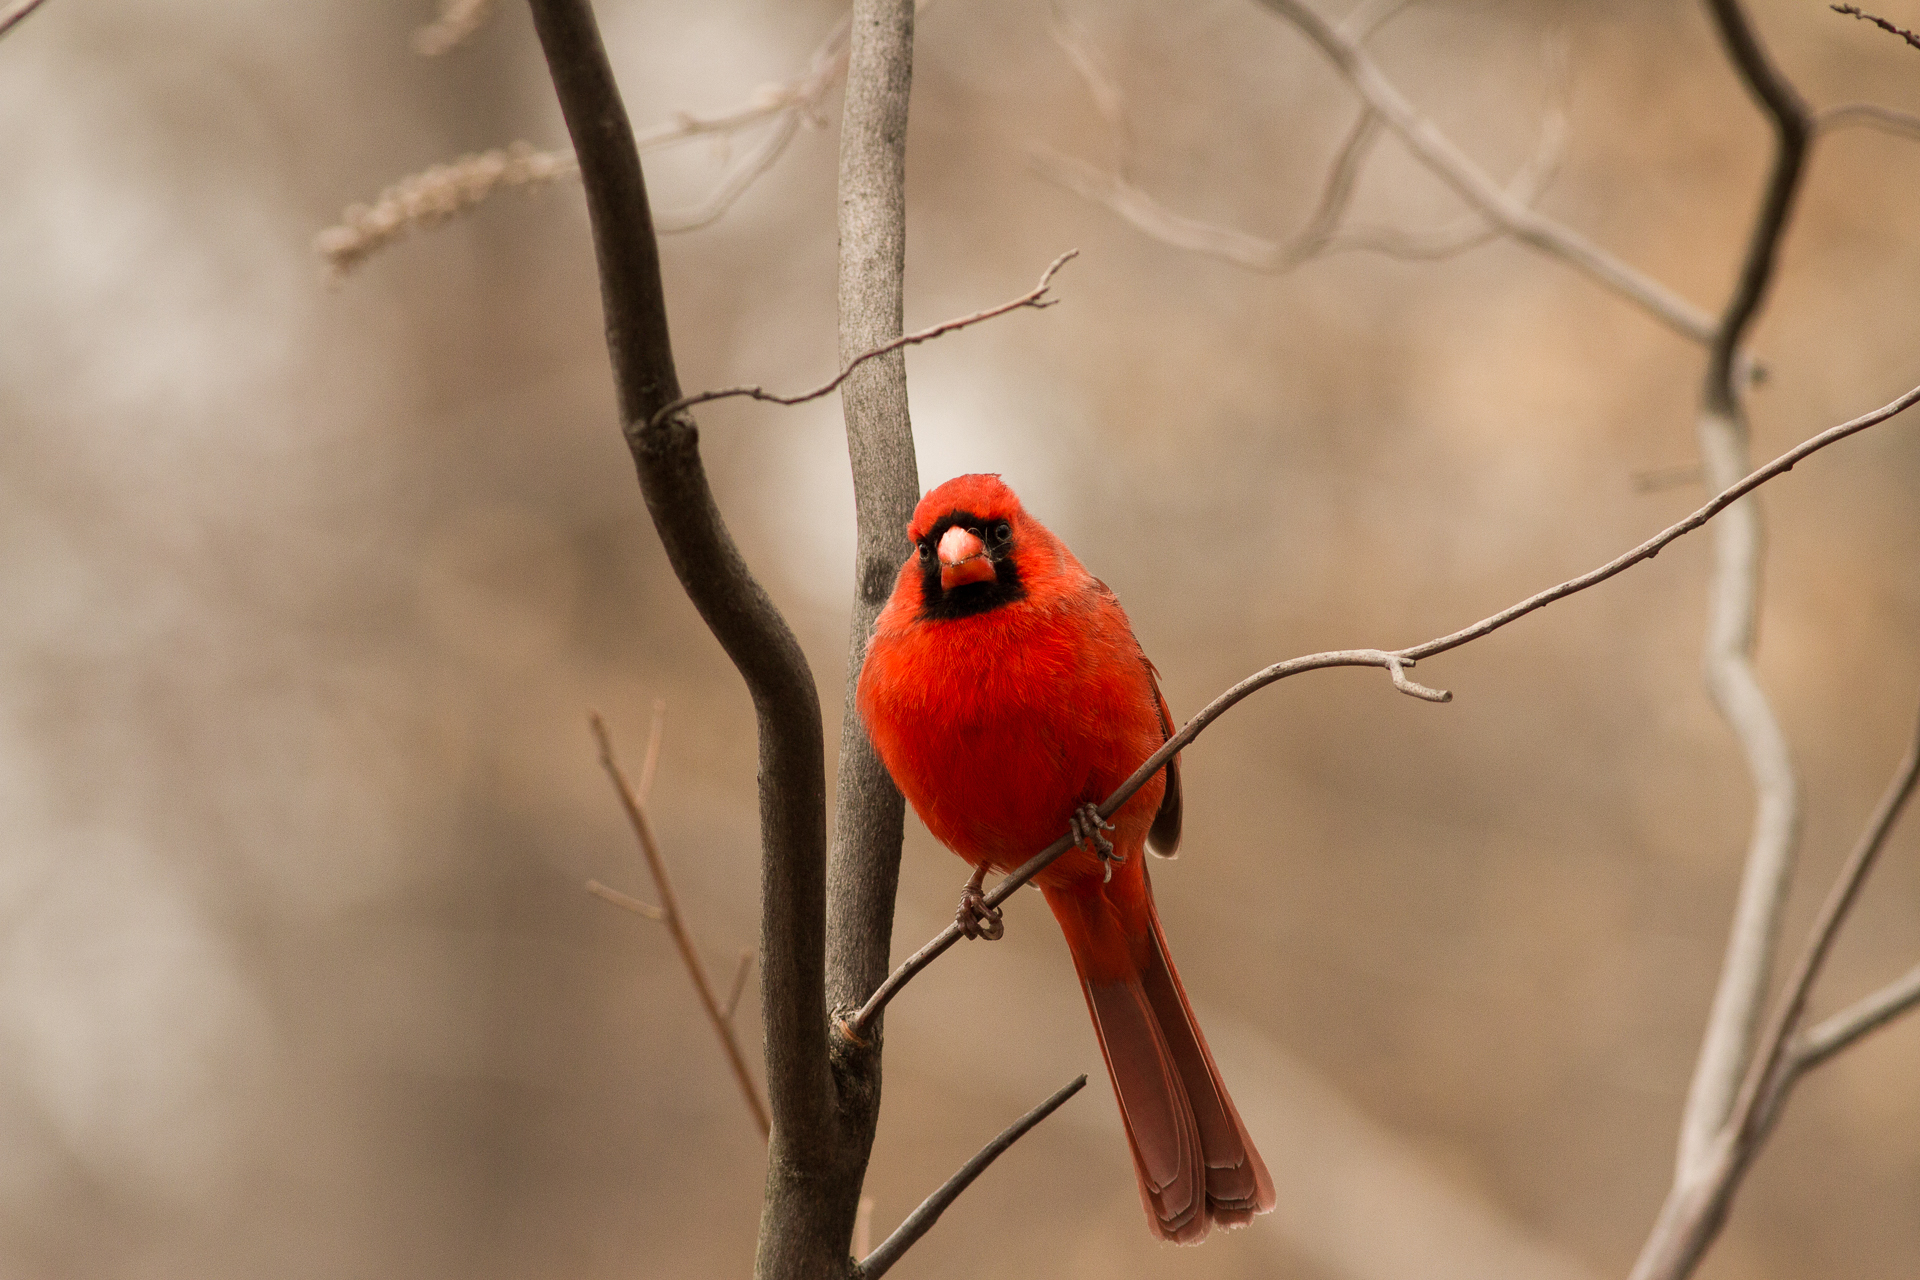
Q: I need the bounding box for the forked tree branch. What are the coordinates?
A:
[1628,688,1920,1280]
[589,711,771,1139]
[647,251,1076,430]
[854,1076,1088,1279]
[1250,0,1719,343]
[526,0,835,1194]
[1745,699,1920,1129]
[842,379,1920,1039]
[1036,12,1569,275]
[1041,0,1716,339]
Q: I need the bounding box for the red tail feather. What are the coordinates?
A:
[1044,872,1276,1243]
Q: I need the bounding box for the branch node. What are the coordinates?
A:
[1386,656,1452,702]
[645,250,1079,430]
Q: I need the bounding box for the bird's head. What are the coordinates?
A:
[903,473,1034,621]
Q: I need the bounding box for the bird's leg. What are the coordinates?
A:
[1070,804,1122,882]
[955,864,1004,941]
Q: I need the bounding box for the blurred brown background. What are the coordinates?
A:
[2,0,1918,1277]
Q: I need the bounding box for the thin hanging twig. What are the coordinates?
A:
[589,711,771,1140]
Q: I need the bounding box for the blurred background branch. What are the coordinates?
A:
[0,0,50,41]
[588,707,769,1140]
[317,9,853,276]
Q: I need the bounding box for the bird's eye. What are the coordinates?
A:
[991,521,1012,544]
[916,541,931,561]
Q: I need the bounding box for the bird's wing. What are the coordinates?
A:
[1143,655,1182,858]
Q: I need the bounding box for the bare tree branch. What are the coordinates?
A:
[590,713,771,1139]
[841,379,1920,1037]
[854,1076,1088,1279]
[1671,0,1814,1185]
[525,0,834,1212]
[1796,962,1920,1070]
[649,251,1075,429]
[321,12,851,275]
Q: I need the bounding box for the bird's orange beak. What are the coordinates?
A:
[937,525,995,590]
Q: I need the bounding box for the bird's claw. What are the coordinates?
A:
[1071,804,1122,882]
[956,884,1005,941]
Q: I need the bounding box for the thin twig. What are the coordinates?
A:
[855,1076,1087,1278]
[637,698,666,803]
[840,379,1920,1039]
[647,250,1077,429]
[1795,962,1920,1070]
[1816,101,1920,141]
[1832,4,1920,51]
[590,712,772,1140]
[1740,698,1920,1128]
[723,948,755,1022]
[587,879,665,919]
[0,0,51,41]
[1289,108,1383,260]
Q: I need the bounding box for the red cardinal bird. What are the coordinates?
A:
[857,473,1275,1243]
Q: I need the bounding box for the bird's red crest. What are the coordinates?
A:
[907,473,1023,543]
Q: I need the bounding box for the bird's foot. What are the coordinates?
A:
[1070,804,1122,882]
[955,868,1004,941]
